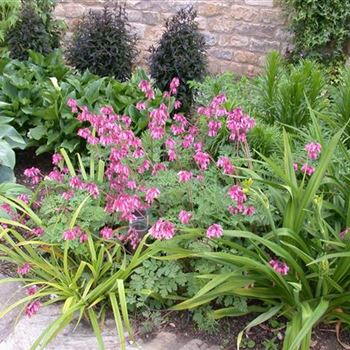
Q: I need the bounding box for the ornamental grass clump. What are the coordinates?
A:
[66,3,137,81]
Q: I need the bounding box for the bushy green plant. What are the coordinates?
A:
[149,7,207,112]
[66,4,137,81]
[0,116,25,183]
[257,52,328,128]
[0,0,20,46]
[283,0,350,64]
[5,1,63,60]
[0,51,164,154]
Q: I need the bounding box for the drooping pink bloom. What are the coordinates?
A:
[163,91,171,98]
[79,233,88,243]
[243,205,255,216]
[24,167,41,185]
[62,190,74,201]
[151,163,167,176]
[178,210,192,224]
[206,224,223,239]
[32,227,44,237]
[100,227,113,240]
[69,176,84,190]
[63,227,82,241]
[293,163,299,171]
[126,228,140,250]
[17,194,30,205]
[226,108,255,142]
[301,163,315,176]
[305,142,321,160]
[48,169,64,183]
[339,227,349,239]
[177,171,193,183]
[52,153,63,165]
[170,77,180,95]
[26,285,38,296]
[174,100,182,109]
[84,182,100,199]
[149,219,175,240]
[67,98,78,113]
[145,188,160,204]
[17,263,31,275]
[208,120,222,137]
[25,300,41,317]
[228,185,247,204]
[182,134,194,148]
[138,80,155,100]
[217,156,235,175]
[136,102,146,110]
[194,151,210,170]
[269,259,289,275]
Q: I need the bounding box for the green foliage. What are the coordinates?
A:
[0,115,25,183]
[149,7,207,112]
[66,3,137,81]
[0,0,20,46]
[257,51,328,127]
[0,51,160,154]
[5,0,64,60]
[283,0,350,64]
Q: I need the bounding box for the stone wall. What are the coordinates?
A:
[55,0,289,76]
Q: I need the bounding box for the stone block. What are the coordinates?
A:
[209,48,233,60]
[245,0,274,7]
[140,11,161,25]
[234,50,260,64]
[198,3,230,17]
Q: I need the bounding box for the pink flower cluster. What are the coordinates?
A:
[17,263,31,275]
[269,259,289,275]
[227,185,254,216]
[305,142,321,160]
[217,156,235,175]
[206,224,223,239]
[179,210,192,224]
[138,80,155,100]
[25,300,41,317]
[24,167,41,185]
[63,226,86,242]
[149,219,175,240]
[100,227,113,240]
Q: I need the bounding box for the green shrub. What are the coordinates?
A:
[0,0,20,46]
[283,0,350,64]
[149,7,207,112]
[66,4,137,81]
[5,1,62,60]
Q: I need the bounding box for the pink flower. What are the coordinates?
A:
[340,227,349,239]
[136,102,146,110]
[228,185,247,204]
[26,285,38,296]
[24,167,41,185]
[152,163,167,176]
[177,171,193,183]
[179,210,192,224]
[63,227,82,241]
[79,233,88,243]
[305,142,321,160]
[62,190,74,201]
[194,151,210,170]
[145,188,160,204]
[149,219,175,240]
[206,224,223,239]
[67,98,78,113]
[226,108,255,142]
[170,77,180,95]
[25,300,41,317]
[100,227,113,240]
[174,100,182,109]
[85,182,99,199]
[17,263,31,275]
[69,176,84,190]
[32,227,44,236]
[52,153,63,165]
[17,194,30,205]
[48,169,64,183]
[269,259,289,275]
[243,205,255,216]
[217,156,235,175]
[138,80,155,100]
[126,228,140,249]
[301,163,315,176]
[208,120,222,137]
[293,163,299,171]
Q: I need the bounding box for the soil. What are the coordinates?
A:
[135,310,349,350]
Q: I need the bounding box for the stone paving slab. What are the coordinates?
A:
[0,275,219,350]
